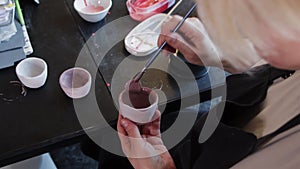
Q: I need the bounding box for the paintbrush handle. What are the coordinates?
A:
[15,0,25,25]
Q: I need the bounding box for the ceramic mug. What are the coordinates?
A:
[59,67,92,99]
[119,89,158,124]
[16,57,48,88]
[73,0,112,23]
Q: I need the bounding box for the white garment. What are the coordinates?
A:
[232,70,300,168]
[243,70,300,138]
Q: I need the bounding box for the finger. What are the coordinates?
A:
[158,35,177,53]
[165,32,197,58]
[117,114,127,136]
[150,111,161,136]
[159,32,195,58]
[185,17,206,34]
[161,16,201,38]
[158,15,183,46]
[161,15,183,36]
[164,44,176,54]
[161,45,176,58]
[121,118,142,138]
[152,110,161,129]
[158,15,183,48]
[117,114,131,152]
[143,110,161,136]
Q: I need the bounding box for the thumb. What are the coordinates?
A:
[121,119,141,138]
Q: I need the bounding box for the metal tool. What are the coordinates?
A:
[133,3,197,82]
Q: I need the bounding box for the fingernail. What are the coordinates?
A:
[121,120,128,128]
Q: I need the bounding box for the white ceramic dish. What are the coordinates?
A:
[124,13,169,56]
[74,0,112,23]
[119,89,158,124]
[59,67,92,99]
[15,57,48,88]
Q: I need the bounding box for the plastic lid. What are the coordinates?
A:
[124,13,169,56]
[0,8,13,26]
[0,0,9,6]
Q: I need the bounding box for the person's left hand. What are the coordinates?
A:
[117,110,176,169]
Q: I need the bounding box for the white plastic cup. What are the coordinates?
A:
[59,67,92,99]
[15,57,48,88]
[119,89,158,124]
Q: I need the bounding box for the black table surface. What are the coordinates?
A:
[65,0,225,109]
[0,0,225,167]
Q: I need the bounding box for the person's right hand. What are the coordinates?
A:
[158,15,219,67]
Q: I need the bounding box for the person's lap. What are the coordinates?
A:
[81,106,208,169]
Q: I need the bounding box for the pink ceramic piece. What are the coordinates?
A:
[59,67,92,99]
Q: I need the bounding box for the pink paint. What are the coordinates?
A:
[81,5,105,13]
[128,80,151,109]
[127,0,169,21]
[83,0,88,6]
[133,0,162,8]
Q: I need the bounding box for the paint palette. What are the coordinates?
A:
[126,0,175,21]
[124,13,168,56]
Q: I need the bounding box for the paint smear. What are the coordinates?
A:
[81,5,105,13]
[128,80,151,109]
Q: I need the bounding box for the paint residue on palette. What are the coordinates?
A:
[129,31,158,52]
[81,5,105,13]
[133,0,163,8]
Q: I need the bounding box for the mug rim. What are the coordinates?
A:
[119,89,158,111]
[59,67,92,89]
[74,0,112,15]
[16,57,47,79]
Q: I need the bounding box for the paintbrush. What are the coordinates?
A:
[15,0,33,55]
[133,3,197,81]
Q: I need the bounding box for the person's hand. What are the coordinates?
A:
[117,110,176,169]
[158,15,218,67]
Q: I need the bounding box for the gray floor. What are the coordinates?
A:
[50,144,98,169]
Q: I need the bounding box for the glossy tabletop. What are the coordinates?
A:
[0,0,225,167]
